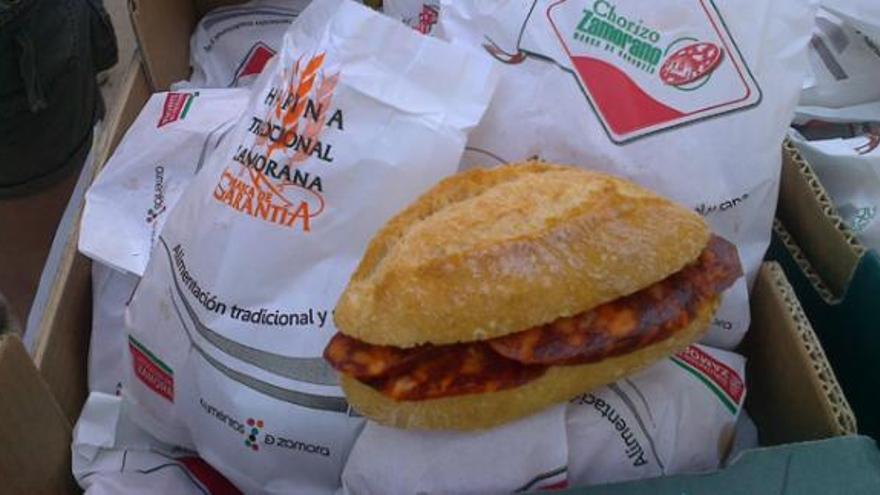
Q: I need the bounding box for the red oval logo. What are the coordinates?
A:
[659,42,724,86]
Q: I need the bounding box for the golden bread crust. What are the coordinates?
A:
[340,297,717,430]
[335,162,710,347]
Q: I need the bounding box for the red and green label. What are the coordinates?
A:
[157,92,199,128]
[129,336,174,402]
[672,345,744,414]
[540,0,761,143]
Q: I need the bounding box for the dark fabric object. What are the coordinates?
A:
[0,0,117,196]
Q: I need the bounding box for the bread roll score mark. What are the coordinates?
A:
[324,235,741,401]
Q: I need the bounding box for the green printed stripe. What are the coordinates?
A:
[180,92,198,119]
[129,336,174,375]
[671,357,736,414]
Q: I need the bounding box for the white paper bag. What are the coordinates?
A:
[341,406,568,494]
[566,344,746,486]
[798,8,880,114]
[124,1,499,492]
[174,0,311,89]
[88,262,138,395]
[382,0,440,35]
[820,0,880,44]
[437,0,817,350]
[80,89,248,276]
[73,392,240,495]
[791,4,880,249]
[789,127,880,250]
[726,412,759,465]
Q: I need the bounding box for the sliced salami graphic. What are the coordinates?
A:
[660,42,724,86]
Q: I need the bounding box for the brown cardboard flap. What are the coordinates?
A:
[778,143,864,297]
[0,335,77,494]
[744,262,856,445]
[195,0,249,17]
[129,0,197,91]
[103,59,153,159]
[31,56,151,422]
[773,219,838,304]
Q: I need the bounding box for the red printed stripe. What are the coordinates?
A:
[129,339,174,402]
[158,92,190,128]
[540,479,569,491]
[675,345,744,405]
[178,456,242,494]
[237,43,276,79]
[569,56,685,134]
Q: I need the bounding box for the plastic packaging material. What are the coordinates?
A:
[382,0,440,35]
[123,1,499,492]
[80,89,249,276]
[436,0,818,350]
[73,392,240,495]
[174,0,311,89]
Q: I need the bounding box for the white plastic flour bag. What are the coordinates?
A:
[566,344,746,486]
[820,0,880,44]
[80,89,249,276]
[339,344,745,493]
[383,0,441,35]
[437,0,818,349]
[73,392,240,494]
[341,406,569,494]
[789,127,880,250]
[124,0,498,492]
[88,263,138,395]
[798,8,880,116]
[175,0,310,89]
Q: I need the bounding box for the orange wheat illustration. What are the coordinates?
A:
[241,52,335,215]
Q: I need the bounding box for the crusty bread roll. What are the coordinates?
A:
[340,297,717,430]
[336,162,709,347]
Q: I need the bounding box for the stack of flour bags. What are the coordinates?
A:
[789,1,880,249]
[75,2,309,492]
[74,0,820,493]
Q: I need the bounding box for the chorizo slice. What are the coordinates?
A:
[488,235,741,365]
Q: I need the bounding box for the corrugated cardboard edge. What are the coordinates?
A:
[129,0,196,91]
[744,262,856,444]
[765,262,855,435]
[778,141,865,297]
[0,335,78,494]
[773,219,838,305]
[195,0,249,16]
[30,55,151,422]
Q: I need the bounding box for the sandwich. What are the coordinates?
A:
[323,162,742,430]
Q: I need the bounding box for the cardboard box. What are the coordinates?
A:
[0,334,79,494]
[0,2,873,493]
[0,292,15,336]
[768,143,880,440]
